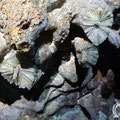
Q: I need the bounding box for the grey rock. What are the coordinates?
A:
[49,105,88,120]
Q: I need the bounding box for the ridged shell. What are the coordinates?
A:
[108,30,120,48]
[79,47,99,66]
[81,7,113,46]
[0,50,43,90]
[72,37,99,66]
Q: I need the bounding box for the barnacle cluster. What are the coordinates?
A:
[0,0,114,89]
[0,0,118,119]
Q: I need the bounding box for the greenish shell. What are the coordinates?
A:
[81,7,113,46]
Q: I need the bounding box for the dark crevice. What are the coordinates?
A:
[80,105,91,119]
[93,39,120,99]
[21,22,30,30]
[34,29,55,48]
[112,7,120,30]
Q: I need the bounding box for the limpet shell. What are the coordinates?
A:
[81,7,113,46]
[0,50,43,90]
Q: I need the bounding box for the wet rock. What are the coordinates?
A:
[49,105,89,120]
[38,91,78,120]
[77,70,116,120]
[0,97,39,120]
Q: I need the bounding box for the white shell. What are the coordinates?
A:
[81,7,113,46]
[50,73,64,86]
[58,55,78,83]
[17,68,43,89]
[108,30,120,48]
[0,50,43,90]
[0,50,19,84]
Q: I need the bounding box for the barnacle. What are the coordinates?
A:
[79,47,98,66]
[72,37,93,52]
[108,29,120,48]
[81,7,113,46]
[72,37,99,67]
[0,50,43,90]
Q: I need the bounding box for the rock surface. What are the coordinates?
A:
[0,0,119,120]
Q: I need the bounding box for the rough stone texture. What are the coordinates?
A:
[1,0,42,45]
[49,105,89,120]
[0,0,119,120]
[0,97,39,120]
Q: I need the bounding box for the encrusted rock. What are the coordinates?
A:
[0,0,47,49]
[0,0,118,120]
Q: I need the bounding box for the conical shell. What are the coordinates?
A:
[108,30,120,48]
[0,50,43,90]
[72,37,99,67]
[35,43,56,65]
[81,7,113,46]
[79,47,99,66]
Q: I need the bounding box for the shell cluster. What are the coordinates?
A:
[0,0,119,120]
[0,0,114,90]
